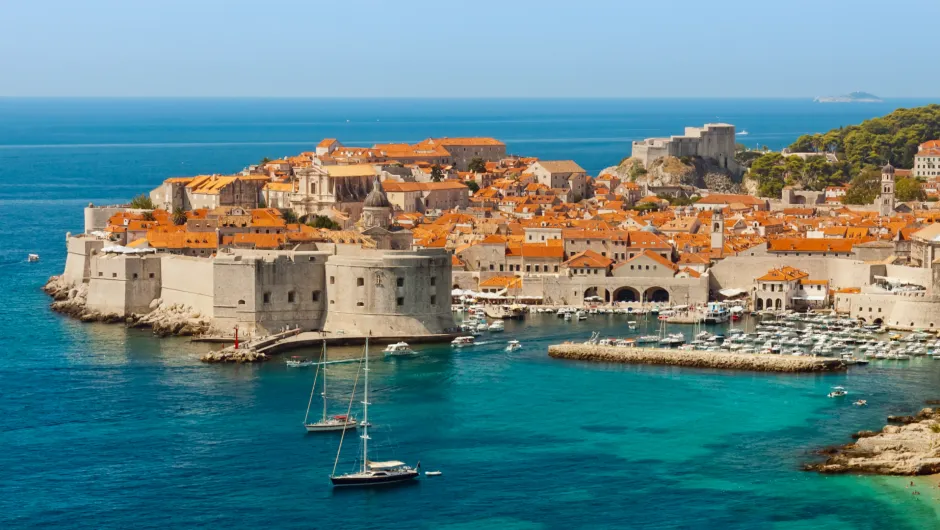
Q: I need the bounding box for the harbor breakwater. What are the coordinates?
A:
[548,344,846,373]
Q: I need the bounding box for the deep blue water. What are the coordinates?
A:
[4,98,940,529]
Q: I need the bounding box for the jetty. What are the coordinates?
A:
[201,330,460,363]
[548,344,845,373]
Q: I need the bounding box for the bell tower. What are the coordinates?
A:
[880,163,895,217]
[711,211,725,250]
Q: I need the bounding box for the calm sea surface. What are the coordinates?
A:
[3,98,940,529]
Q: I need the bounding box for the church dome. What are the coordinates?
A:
[363,177,391,208]
[882,162,895,174]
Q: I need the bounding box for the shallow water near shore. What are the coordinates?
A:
[4,98,940,528]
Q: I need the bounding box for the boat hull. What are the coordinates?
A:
[305,421,357,433]
[330,470,419,487]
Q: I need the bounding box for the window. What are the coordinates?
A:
[554,266,558,272]
[430,295,437,305]
[430,277,436,286]
[132,273,138,279]
[397,297,404,306]
[263,292,271,304]
[357,301,364,306]
[112,273,117,278]
[330,276,335,285]
[98,272,103,277]
[397,277,404,287]
[357,278,364,287]
[238,299,245,305]
[288,291,295,303]
[149,273,155,279]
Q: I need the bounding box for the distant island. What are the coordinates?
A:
[813,91,883,103]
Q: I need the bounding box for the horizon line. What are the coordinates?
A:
[1,95,937,101]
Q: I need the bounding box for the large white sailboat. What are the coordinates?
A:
[330,337,420,487]
[304,341,358,433]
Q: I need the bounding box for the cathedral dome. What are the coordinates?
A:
[363,177,391,208]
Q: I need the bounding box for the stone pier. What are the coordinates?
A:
[548,344,845,373]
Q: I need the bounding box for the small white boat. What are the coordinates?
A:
[425,470,442,476]
[383,342,416,357]
[451,336,475,348]
[828,386,848,398]
[853,400,868,407]
[488,321,505,332]
[286,356,314,367]
[27,253,39,262]
[505,340,521,352]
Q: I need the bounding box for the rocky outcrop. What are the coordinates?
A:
[548,344,845,373]
[806,407,940,475]
[200,349,268,363]
[44,275,214,337]
[601,156,740,192]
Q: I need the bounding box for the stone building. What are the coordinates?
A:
[526,161,589,200]
[290,164,377,221]
[381,181,470,213]
[631,123,740,174]
[414,137,506,171]
[149,175,268,211]
[913,140,940,178]
[752,266,829,311]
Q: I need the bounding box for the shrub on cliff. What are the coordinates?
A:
[130,194,154,209]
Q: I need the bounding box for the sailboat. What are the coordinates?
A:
[304,341,358,433]
[330,337,420,487]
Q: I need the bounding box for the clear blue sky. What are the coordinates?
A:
[2,0,937,98]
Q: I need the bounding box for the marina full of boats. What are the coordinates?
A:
[566,309,940,363]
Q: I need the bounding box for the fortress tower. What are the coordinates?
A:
[880,163,895,217]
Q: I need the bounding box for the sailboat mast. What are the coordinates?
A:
[361,336,370,473]
[321,341,328,422]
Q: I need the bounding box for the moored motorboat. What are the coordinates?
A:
[383,342,417,357]
[451,336,475,348]
[488,321,505,332]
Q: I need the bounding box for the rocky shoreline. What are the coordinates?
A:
[805,406,940,476]
[43,275,215,337]
[548,344,845,373]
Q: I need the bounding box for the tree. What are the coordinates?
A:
[632,202,659,213]
[279,208,298,224]
[308,215,341,230]
[464,180,480,193]
[467,157,487,173]
[896,177,926,202]
[842,167,881,205]
[141,211,155,222]
[172,207,187,226]
[129,194,154,210]
[260,157,271,165]
[430,165,444,182]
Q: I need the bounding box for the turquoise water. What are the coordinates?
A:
[4,98,940,528]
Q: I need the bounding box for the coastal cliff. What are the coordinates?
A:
[548,344,845,373]
[43,274,214,337]
[806,407,940,475]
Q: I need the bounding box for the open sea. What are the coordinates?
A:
[4,98,940,529]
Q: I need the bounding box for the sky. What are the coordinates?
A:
[1,0,937,98]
